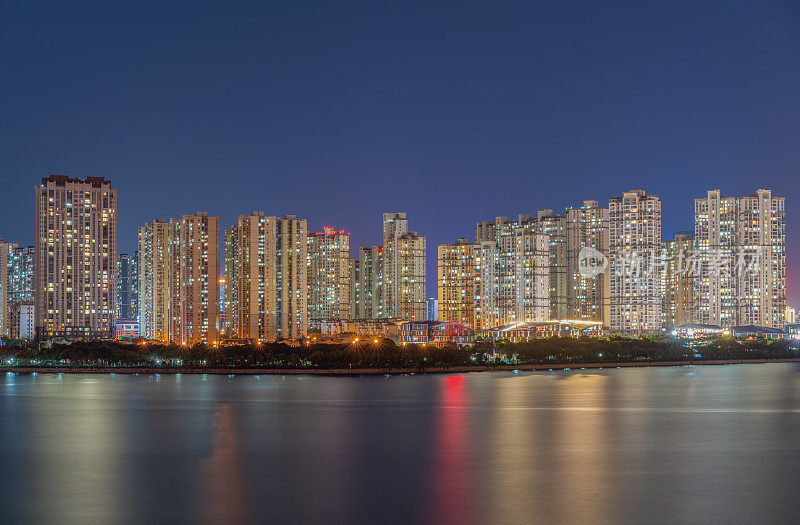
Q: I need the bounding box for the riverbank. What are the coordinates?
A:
[4,358,800,375]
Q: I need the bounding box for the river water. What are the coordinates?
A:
[2,364,800,524]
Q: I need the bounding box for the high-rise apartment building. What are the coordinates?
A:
[608,190,662,334]
[35,175,117,339]
[307,227,350,324]
[694,189,785,328]
[8,246,35,308]
[474,216,550,329]
[535,210,568,320]
[357,246,383,319]
[0,239,16,336]
[662,232,695,329]
[565,200,610,324]
[138,213,219,344]
[116,252,139,320]
[381,213,427,320]
[437,238,478,328]
[138,220,170,341]
[347,258,359,319]
[168,213,220,345]
[224,213,307,342]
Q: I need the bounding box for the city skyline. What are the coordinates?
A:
[1,179,795,304]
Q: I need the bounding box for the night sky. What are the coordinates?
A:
[2,1,799,303]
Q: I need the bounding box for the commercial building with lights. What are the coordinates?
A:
[694,189,785,328]
[224,213,308,342]
[608,189,662,334]
[35,175,117,339]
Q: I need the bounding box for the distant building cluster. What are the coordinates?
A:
[438,189,787,337]
[0,177,790,344]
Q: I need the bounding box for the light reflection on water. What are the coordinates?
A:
[1,364,800,524]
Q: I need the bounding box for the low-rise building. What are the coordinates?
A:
[320,318,404,341]
[115,318,140,340]
[11,301,35,341]
[731,325,790,340]
[481,320,603,342]
[399,321,474,345]
[670,323,724,339]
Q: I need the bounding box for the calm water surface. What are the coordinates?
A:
[2,364,800,524]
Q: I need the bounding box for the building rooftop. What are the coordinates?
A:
[41,174,111,187]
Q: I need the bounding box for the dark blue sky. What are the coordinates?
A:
[2,0,799,302]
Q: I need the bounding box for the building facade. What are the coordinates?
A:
[608,189,662,334]
[35,175,117,339]
[693,189,785,328]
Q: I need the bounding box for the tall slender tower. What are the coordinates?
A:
[35,175,117,339]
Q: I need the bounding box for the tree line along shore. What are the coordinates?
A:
[2,336,799,372]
